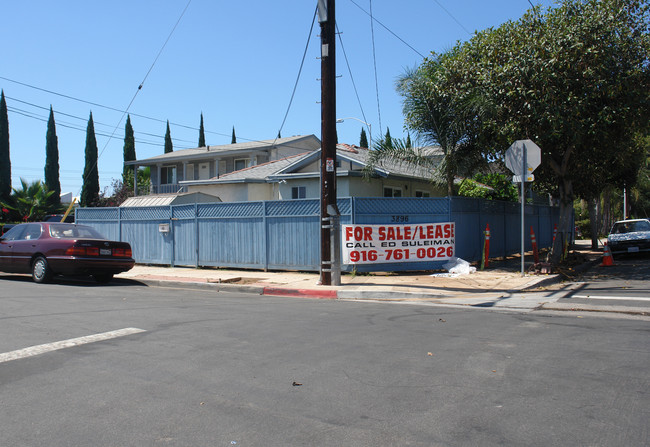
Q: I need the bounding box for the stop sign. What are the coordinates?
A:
[506,140,541,176]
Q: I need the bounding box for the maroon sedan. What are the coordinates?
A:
[0,222,135,283]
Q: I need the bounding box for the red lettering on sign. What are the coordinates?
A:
[346,226,375,241]
[443,224,454,238]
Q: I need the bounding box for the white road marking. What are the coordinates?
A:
[572,295,650,302]
[0,327,146,364]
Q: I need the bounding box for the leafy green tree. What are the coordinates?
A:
[395,0,649,260]
[0,90,10,203]
[629,134,650,218]
[458,173,518,201]
[122,114,136,181]
[359,128,368,148]
[81,112,100,207]
[44,106,61,209]
[458,0,649,258]
[0,178,55,221]
[198,113,206,147]
[231,126,237,144]
[164,120,173,153]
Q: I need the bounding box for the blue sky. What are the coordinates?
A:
[1,0,555,197]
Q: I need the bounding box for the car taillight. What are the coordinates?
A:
[65,246,86,256]
[112,247,132,258]
[65,246,102,256]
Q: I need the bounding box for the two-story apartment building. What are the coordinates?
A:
[179,144,446,202]
[125,134,321,195]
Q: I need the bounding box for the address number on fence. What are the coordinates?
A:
[342,223,455,265]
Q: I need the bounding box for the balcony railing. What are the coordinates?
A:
[150,184,187,195]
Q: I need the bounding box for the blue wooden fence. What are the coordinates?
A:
[75,197,561,272]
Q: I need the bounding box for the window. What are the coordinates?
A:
[185,164,195,181]
[22,224,42,240]
[383,186,402,198]
[160,166,176,184]
[234,158,250,171]
[1,225,25,241]
[415,190,430,198]
[291,186,306,199]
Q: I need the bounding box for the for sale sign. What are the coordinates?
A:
[342,223,455,264]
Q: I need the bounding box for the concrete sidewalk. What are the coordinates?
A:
[116,240,602,302]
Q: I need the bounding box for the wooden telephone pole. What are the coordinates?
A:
[318,0,337,285]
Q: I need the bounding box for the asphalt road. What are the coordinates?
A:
[1,277,648,446]
[557,253,650,311]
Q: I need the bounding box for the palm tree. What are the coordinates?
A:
[366,62,487,196]
[0,178,56,222]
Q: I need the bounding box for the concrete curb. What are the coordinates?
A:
[122,278,266,295]
[263,287,338,299]
[540,302,650,316]
[118,256,601,303]
[337,290,450,300]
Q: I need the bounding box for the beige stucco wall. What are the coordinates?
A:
[187,175,445,202]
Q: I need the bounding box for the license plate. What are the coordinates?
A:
[100,248,112,256]
[628,247,639,253]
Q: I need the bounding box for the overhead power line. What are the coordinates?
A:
[273,4,318,147]
[431,0,473,36]
[336,22,370,131]
[1,74,316,149]
[369,0,383,137]
[347,0,427,59]
[5,96,195,146]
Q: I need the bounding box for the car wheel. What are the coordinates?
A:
[32,256,52,284]
[93,273,114,284]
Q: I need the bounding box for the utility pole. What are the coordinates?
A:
[318,0,337,285]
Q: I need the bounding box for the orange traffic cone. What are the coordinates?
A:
[600,242,615,267]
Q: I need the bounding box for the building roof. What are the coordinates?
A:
[125,135,321,166]
[181,153,308,185]
[180,144,439,186]
[269,144,436,180]
[120,192,221,207]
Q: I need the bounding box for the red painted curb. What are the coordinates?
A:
[263,287,338,299]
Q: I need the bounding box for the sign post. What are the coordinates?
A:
[505,140,541,276]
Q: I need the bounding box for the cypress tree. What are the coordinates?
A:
[44,106,61,208]
[359,127,368,148]
[164,120,173,153]
[277,131,281,139]
[231,126,237,144]
[80,112,100,207]
[198,113,206,147]
[122,114,136,181]
[0,90,11,202]
[384,127,393,148]
[406,133,412,148]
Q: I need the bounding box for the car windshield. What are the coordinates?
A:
[49,224,106,239]
[612,220,650,234]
